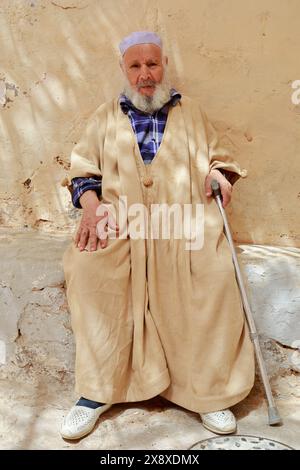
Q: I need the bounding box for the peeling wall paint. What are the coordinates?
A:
[0,79,19,107]
[0,0,299,246]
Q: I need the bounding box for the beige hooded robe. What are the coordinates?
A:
[63,95,255,413]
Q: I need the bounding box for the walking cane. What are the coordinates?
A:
[211,179,282,426]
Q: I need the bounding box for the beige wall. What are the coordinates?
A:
[0,0,299,246]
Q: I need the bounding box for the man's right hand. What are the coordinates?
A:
[74,190,107,251]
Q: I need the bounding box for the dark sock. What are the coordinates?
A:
[76,397,106,409]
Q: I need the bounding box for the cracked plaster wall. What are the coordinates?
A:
[0,0,299,245]
[0,232,74,380]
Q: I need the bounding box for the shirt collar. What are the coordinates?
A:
[119,88,181,115]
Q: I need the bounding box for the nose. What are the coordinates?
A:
[140,64,151,80]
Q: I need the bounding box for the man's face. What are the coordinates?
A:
[122,44,165,97]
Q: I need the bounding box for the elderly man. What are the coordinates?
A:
[61,31,254,440]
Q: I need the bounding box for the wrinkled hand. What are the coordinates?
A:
[205,169,232,208]
[75,191,118,251]
[75,205,103,251]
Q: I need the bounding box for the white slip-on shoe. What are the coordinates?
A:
[199,409,237,435]
[60,404,112,440]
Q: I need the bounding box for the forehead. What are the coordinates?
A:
[123,44,162,64]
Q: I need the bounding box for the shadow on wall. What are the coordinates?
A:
[0,0,299,247]
[0,0,182,233]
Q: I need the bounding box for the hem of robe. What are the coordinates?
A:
[159,381,255,414]
[74,367,171,404]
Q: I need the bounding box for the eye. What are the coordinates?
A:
[130,64,139,69]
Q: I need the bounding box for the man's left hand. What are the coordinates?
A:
[205,169,232,208]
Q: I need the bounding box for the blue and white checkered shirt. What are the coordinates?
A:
[71,89,181,208]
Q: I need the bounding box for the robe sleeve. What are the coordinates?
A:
[202,111,247,185]
[61,110,103,195]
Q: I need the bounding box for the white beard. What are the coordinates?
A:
[123,72,172,114]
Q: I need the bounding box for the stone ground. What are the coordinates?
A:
[0,371,299,450]
[0,231,299,450]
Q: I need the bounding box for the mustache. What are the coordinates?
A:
[137,80,156,89]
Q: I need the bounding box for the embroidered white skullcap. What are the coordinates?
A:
[119,31,162,56]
